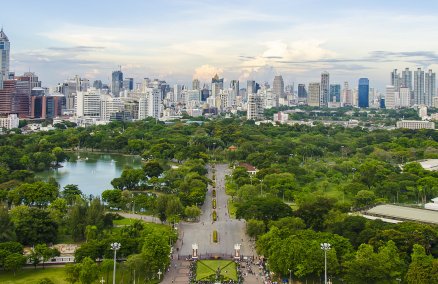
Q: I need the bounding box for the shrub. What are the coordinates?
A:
[212,189,216,198]
[213,230,218,243]
[212,199,216,209]
[212,210,217,221]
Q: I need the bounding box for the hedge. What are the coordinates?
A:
[212,210,217,221]
[212,189,216,197]
[213,230,218,243]
[212,199,216,209]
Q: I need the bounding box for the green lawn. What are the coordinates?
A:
[0,267,68,284]
[113,217,136,226]
[196,260,238,281]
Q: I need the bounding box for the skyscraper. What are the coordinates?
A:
[308,82,320,107]
[329,84,341,102]
[298,84,307,99]
[414,68,425,105]
[211,74,224,90]
[230,80,239,106]
[123,78,134,91]
[272,75,285,98]
[358,78,369,108]
[391,69,401,91]
[0,28,10,80]
[401,68,412,90]
[192,79,200,90]
[111,70,123,97]
[247,80,256,95]
[425,69,436,106]
[320,72,329,107]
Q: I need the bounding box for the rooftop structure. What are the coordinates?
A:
[366,204,438,224]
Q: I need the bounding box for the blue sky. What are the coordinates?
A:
[3,0,438,90]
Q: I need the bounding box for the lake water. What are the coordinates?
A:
[37,152,142,196]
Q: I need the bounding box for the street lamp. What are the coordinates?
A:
[111,242,121,284]
[320,243,331,284]
[259,179,263,196]
[157,269,162,280]
[288,268,292,284]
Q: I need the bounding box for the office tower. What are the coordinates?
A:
[399,87,411,108]
[138,88,161,120]
[142,78,151,91]
[329,84,341,102]
[192,79,200,90]
[93,80,103,89]
[76,88,101,118]
[101,94,124,121]
[0,80,15,114]
[247,80,256,95]
[247,93,263,120]
[308,82,320,107]
[123,78,134,91]
[358,78,369,108]
[425,69,436,106]
[320,71,329,107]
[0,28,10,80]
[211,74,224,91]
[414,68,425,105]
[385,85,397,109]
[173,84,182,103]
[402,68,412,90]
[30,88,62,119]
[230,80,239,106]
[201,85,209,101]
[391,69,401,91]
[342,81,352,105]
[272,75,285,98]
[111,70,123,97]
[298,84,307,99]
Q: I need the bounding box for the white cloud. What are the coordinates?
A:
[193,64,223,81]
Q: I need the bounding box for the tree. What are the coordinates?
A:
[354,190,376,208]
[62,184,83,205]
[9,206,58,245]
[14,181,59,207]
[52,147,67,166]
[184,205,201,221]
[143,160,164,178]
[294,196,336,230]
[4,253,26,276]
[65,263,80,284]
[36,278,55,284]
[141,232,171,279]
[0,206,15,242]
[35,243,59,268]
[79,257,99,284]
[246,219,266,239]
[405,244,437,284]
[101,189,122,209]
[236,197,293,221]
[100,259,114,284]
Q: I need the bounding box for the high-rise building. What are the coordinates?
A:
[320,72,329,107]
[230,80,239,106]
[0,28,10,80]
[138,88,161,120]
[93,80,103,89]
[247,94,263,120]
[342,82,352,105]
[358,78,369,108]
[385,85,397,109]
[425,69,436,106]
[192,79,200,90]
[211,74,224,90]
[123,78,134,91]
[247,80,256,95]
[76,88,101,118]
[391,69,401,91]
[329,84,341,102]
[402,68,412,90]
[308,82,320,107]
[297,84,307,99]
[272,75,285,98]
[414,68,425,105]
[399,87,411,108]
[111,70,123,97]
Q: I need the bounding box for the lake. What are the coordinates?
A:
[37,152,143,196]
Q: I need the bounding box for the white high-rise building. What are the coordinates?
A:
[402,68,412,90]
[385,85,397,109]
[308,82,320,107]
[173,84,182,103]
[138,88,162,120]
[391,69,401,91]
[342,82,351,106]
[0,114,19,129]
[101,94,123,121]
[247,94,264,120]
[425,69,436,107]
[320,72,330,107]
[76,88,101,118]
[414,68,425,105]
[399,87,411,108]
[272,75,285,99]
[0,28,10,80]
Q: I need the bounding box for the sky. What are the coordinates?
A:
[3,0,438,90]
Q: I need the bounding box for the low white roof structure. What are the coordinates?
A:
[418,159,438,171]
[367,204,438,225]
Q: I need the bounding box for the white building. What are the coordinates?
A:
[101,94,123,121]
[307,83,320,107]
[247,94,264,120]
[399,87,411,108]
[425,197,438,211]
[273,112,289,123]
[418,105,428,120]
[76,88,101,118]
[385,85,397,109]
[0,114,19,129]
[396,120,435,129]
[138,88,161,120]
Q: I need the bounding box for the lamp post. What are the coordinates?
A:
[320,243,331,284]
[287,268,292,284]
[111,242,121,284]
[157,269,162,280]
[259,179,263,196]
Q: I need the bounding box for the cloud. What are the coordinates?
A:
[47,46,105,52]
[192,64,223,81]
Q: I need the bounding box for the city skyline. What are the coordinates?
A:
[3,0,438,89]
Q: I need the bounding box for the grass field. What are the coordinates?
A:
[196,260,238,281]
[0,267,68,284]
[113,217,136,226]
